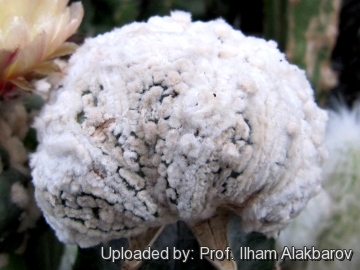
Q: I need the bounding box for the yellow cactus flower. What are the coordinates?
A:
[0,0,84,94]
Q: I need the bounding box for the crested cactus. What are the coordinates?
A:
[32,11,326,246]
[30,11,327,270]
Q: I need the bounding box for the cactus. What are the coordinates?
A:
[0,1,348,270]
[0,97,40,268]
[264,0,341,102]
[0,93,71,270]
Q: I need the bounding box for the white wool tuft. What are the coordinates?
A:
[31,12,327,247]
[170,10,191,24]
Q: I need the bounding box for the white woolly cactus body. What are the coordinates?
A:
[31,12,327,248]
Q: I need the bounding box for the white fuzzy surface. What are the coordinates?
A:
[31,12,327,247]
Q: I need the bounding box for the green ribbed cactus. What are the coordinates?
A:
[264,0,341,102]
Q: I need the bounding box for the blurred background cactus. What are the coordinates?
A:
[264,0,341,103]
[2,0,360,269]
[0,0,83,269]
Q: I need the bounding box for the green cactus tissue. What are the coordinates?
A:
[30,12,327,248]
